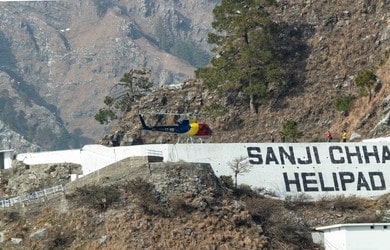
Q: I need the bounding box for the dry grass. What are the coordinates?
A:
[2,177,389,250]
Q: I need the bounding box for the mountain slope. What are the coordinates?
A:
[0,0,216,151]
[0,0,389,152]
[103,0,389,145]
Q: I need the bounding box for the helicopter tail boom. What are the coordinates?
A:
[139,114,151,130]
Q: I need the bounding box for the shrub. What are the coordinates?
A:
[48,229,75,249]
[219,175,234,189]
[379,49,390,66]
[280,120,302,142]
[245,197,280,225]
[346,212,381,223]
[72,185,121,212]
[354,70,377,101]
[126,177,162,215]
[284,193,313,209]
[315,195,334,209]
[1,211,20,223]
[169,195,194,215]
[203,103,228,118]
[333,94,356,113]
[233,184,256,197]
[94,108,116,124]
[94,69,152,124]
[332,195,365,212]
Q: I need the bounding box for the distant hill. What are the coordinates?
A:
[0,0,216,152]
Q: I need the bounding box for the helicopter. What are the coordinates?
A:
[138,114,213,137]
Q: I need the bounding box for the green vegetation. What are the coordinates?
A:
[196,0,282,114]
[125,177,162,215]
[280,119,302,142]
[94,108,116,125]
[219,175,234,189]
[203,102,228,118]
[379,49,390,66]
[333,94,356,114]
[354,70,377,102]
[95,69,153,124]
[71,185,121,212]
[119,69,153,95]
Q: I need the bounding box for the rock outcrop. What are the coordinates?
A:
[0,161,81,196]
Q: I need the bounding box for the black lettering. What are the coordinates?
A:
[247,147,262,165]
[313,146,321,164]
[329,146,344,164]
[283,172,301,192]
[362,146,379,164]
[279,146,296,165]
[319,172,335,191]
[357,172,370,191]
[302,173,318,192]
[297,147,313,164]
[345,146,363,164]
[339,172,355,191]
[266,147,279,165]
[369,172,386,190]
[333,173,340,191]
[382,146,390,163]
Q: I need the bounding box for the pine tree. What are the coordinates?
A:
[196,0,281,114]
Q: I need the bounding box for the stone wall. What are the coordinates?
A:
[65,156,223,199]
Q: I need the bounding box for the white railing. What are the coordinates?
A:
[146,149,163,158]
[0,185,64,208]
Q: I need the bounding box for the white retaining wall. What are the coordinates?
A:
[16,142,390,199]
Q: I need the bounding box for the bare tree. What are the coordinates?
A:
[228,156,252,188]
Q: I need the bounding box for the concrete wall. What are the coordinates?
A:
[16,142,390,199]
[317,223,390,250]
[1,150,14,169]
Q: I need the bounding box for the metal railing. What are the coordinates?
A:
[0,185,64,208]
[146,149,163,157]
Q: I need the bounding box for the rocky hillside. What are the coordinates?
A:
[1,156,390,249]
[264,0,390,141]
[0,0,389,152]
[104,0,390,145]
